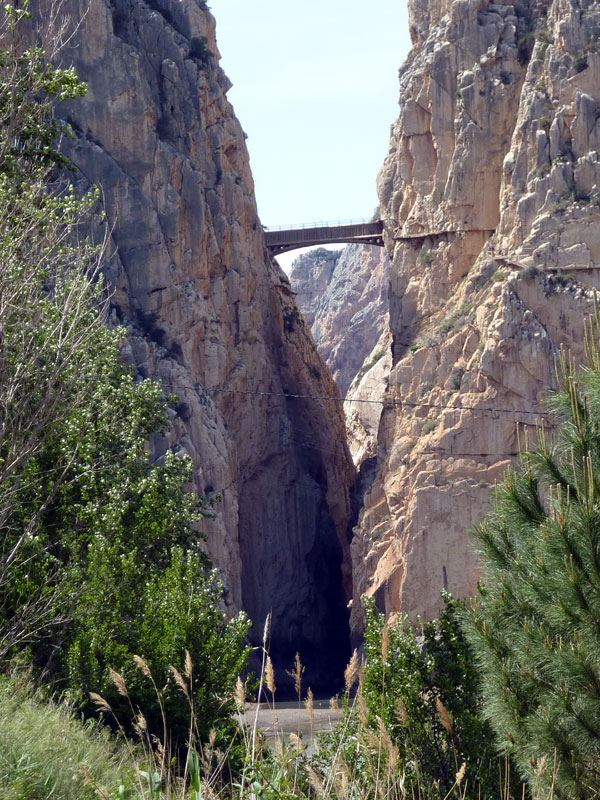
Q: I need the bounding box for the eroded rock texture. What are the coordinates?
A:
[38,0,354,687]
[289,244,390,396]
[350,0,600,638]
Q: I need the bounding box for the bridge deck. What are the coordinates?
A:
[265,220,384,255]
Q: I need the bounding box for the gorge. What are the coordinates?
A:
[33,0,600,687]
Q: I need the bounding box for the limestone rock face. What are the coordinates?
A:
[40,0,354,686]
[351,0,600,638]
[287,248,342,329]
[289,244,390,395]
[344,327,393,467]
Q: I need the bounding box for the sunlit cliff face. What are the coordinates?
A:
[348,0,600,637]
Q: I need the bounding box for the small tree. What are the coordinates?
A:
[465,305,600,799]
[0,0,109,649]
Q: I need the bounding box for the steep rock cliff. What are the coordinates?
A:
[351,0,600,636]
[289,244,390,396]
[288,248,342,330]
[37,0,354,686]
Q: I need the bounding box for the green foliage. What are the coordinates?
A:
[438,302,474,335]
[0,4,85,184]
[189,36,212,64]
[519,264,541,280]
[422,418,437,435]
[450,365,466,390]
[535,160,551,177]
[0,2,112,654]
[238,742,311,800]
[71,549,250,743]
[417,247,434,266]
[517,31,535,65]
[316,595,510,799]
[464,307,600,798]
[537,116,552,134]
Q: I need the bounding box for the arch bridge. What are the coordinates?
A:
[264,219,384,256]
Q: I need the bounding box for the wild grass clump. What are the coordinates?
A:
[0,674,131,800]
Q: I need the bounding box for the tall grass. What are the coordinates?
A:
[0,644,556,800]
[0,673,131,800]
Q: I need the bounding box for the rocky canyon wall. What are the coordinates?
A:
[350,0,600,637]
[289,244,390,396]
[34,0,355,687]
[289,243,393,502]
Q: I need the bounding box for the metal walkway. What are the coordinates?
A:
[264,220,384,256]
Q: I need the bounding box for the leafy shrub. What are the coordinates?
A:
[413,330,439,349]
[519,264,541,279]
[70,550,250,744]
[422,418,437,435]
[517,30,535,65]
[438,302,474,335]
[535,160,551,177]
[450,365,466,390]
[549,271,572,287]
[537,115,552,133]
[315,595,514,800]
[418,247,434,266]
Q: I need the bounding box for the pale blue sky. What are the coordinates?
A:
[213,1,411,234]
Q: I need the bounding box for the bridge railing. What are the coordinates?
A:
[264,218,376,231]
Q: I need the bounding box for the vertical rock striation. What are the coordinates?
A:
[39,0,355,687]
[289,244,391,396]
[351,0,600,637]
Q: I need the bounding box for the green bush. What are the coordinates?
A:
[189,36,212,63]
[438,302,474,335]
[315,595,512,799]
[69,549,250,743]
[422,418,437,435]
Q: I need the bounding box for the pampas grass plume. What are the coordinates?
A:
[108,668,128,698]
[266,655,276,696]
[344,649,359,692]
[184,650,193,681]
[133,655,152,680]
[436,696,454,734]
[235,676,246,708]
[170,665,189,698]
[305,687,314,722]
[89,692,111,713]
